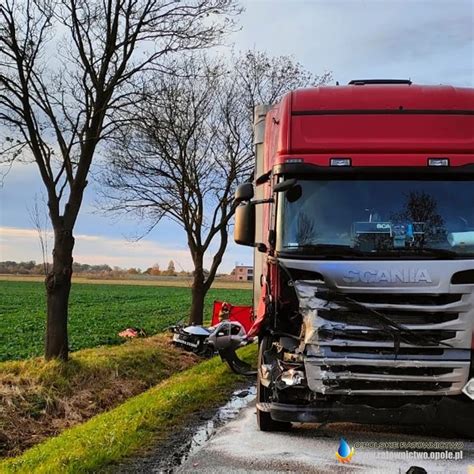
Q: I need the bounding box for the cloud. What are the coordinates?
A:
[233,0,473,87]
[1,226,191,271]
[0,226,252,272]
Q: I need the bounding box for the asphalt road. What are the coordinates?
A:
[177,400,474,474]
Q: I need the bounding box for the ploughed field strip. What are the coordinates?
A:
[0,280,251,361]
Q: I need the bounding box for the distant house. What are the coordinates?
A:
[231,265,253,282]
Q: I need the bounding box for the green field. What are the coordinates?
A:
[0,280,251,361]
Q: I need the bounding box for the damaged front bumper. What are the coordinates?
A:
[257,395,474,437]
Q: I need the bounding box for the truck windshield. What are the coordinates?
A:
[277,179,474,258]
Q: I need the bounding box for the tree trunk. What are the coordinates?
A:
[189,268,206,325]
[44,226,75,360]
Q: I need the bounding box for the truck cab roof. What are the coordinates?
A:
[291,83,474,113]
[265,83,474,170]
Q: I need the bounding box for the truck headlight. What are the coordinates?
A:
[281,369,305,386]
[462,378,474,400]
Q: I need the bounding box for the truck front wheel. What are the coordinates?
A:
[257,336,292,432]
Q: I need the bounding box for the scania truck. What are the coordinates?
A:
[234,80,474,436]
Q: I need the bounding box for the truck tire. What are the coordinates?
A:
[257,336,292,432]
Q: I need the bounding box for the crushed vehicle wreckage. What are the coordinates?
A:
[170,301,256,376]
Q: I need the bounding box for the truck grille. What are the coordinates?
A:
[318,308,459,326]
[305,357,471,396]
[326,380,453,391]
[318,328,457,344]
[302,288,473,396]
[328,365,453,376]
[346,293,463,306]
[328,346,447,356]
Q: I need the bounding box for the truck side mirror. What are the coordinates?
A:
[234,183,254,204]
[234,203,255,246]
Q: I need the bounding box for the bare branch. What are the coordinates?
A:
[27,193,51,275]
[0,0,239,358]
[100,51,331,323]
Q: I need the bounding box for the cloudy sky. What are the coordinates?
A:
[1,0,473,272]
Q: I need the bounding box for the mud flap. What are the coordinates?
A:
[218,347,257,376]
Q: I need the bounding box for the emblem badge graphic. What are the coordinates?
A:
[335,438,355,463]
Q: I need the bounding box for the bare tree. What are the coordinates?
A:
[27,193,51,275]
[102,52,330,325]
[0,0,240,359]
[393,191,446,245]
[167,260,176,274]
[235,50,332,116]
[296,212,317,246]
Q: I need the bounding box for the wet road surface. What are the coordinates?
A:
[176,397,474,474]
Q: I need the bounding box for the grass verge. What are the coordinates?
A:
[0,334,199,457]
[0,343,257,474]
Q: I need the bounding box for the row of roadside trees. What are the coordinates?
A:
[0,0,330,360]
[0,260,181,276]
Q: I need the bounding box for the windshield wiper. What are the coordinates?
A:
[284,245,463,259]
[410,247,460,259]
[373,247,461,259]
[282,244,364,258]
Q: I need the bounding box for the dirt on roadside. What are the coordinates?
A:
[0,334,198,458]
[106,384,256,474]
